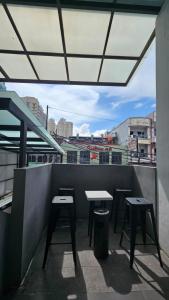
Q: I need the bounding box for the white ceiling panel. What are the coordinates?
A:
[0,4,23,50]
[30,56,67,80]
[68,57,101,81]
[0,54,37,79]
[106,13,156,56]
[100,59,136,83]
[8,5,63,52]
[63,9,110,55]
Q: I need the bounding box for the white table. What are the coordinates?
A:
[85,190,113,246]
[85,190,113,202]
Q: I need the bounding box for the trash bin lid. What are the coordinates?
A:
[94,209,109,216]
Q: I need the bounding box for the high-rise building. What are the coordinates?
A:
[21,96,46,127]
[48,118,56,135]
[56,118,73,138]
[0,83,6,91]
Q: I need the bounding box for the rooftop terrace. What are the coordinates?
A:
[4,220,169,300]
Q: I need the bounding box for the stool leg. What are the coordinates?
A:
[119,204,128,247]
[140,208,146,245]
[42,209,57,269]
[88,202,92,236]
[150,206,163,268]
[89,202,94,247]
[69,206,77,267]
[130,206,137,269]
[114,194,120,233]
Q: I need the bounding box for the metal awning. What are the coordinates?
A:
[0,91,64,159]
[0,0,165,86]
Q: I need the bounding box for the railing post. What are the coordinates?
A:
[19,121,27,168]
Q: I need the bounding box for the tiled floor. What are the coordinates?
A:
[3,220,169,300]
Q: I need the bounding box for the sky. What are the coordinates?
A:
[6,41,156,137]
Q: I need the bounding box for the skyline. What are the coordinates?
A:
[5,41,156,137]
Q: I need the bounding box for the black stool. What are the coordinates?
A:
[112,188,132,233]
[42,195,77,268]
[58,187,76,226]
[120,197,163,269]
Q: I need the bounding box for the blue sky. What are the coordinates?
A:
[6,41,156,136]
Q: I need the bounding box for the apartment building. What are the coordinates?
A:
[56,118,73,138]
[59,136,127,165]
[111,114,156,163]
[48,118,56,135]
[21,96,46,127]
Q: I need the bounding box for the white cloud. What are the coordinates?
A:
[73,123,107,136]
[151,103,156,108]
[95,41,156,109]
[134,102,144,109]
[6,83,115,125]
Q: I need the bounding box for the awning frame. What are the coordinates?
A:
[0,0,158,86]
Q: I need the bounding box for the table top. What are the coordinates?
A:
[52,196,73,204]
[85,190,113,201]
[126,197,152,206]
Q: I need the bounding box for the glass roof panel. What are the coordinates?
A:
[106,13,156,57]
[0,54,37,79]
[62,9,110,55]
[0,131,39,138]
[0,110,20,125]
[30,56,67,80]
[99,59,136,83]
[0,4,23,50]
[8,5,63,53]
[26,141,48,145]
[68,57,101,81]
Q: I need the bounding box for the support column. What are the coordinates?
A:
[156,1,169,255]
[19,121,27,168]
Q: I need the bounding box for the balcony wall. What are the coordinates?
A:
[52,164,133,218]
[8,164,52,288]
[0,163,157,294]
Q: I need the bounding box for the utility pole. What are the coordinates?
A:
[136,135,140,164]
[46,105,49,130]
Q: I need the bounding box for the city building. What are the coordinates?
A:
[56,118,73,138]
[60,136,127,165]
[110,114,156,164]
[47,118,56,135]
[21,96,46,127]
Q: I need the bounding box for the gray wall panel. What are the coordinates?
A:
[52,164,134,217]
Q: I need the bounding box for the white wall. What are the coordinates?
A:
[156,0,169,255]
[0,150,17,197]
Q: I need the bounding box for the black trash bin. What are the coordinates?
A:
[93,209,110,259]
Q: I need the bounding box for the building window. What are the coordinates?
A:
[99,152,109,164]
[38,156,43,163]
[31,155,36,162]
[80,151,90,164]
[112,152,122,165]
[67,151,77,164]
[140,149,145,157]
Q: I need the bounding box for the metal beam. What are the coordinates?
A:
[19,120,27,167]
[0,0,162,14]
[0,78,126,86]
[0,49,139,60]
